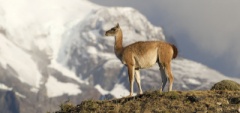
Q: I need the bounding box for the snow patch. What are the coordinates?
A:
[110,83,131,98]
[49,60,88,84]
[45,76,81,98]
[182,83,189,89]
[0,83,26,98]
[94,84,109,95]
[87,46,97,55]
[34,37,49,51]
[30,88,39,93]
[99,53,115,60]
[95,83,133,98]
[103,59,122,69]
[187,78,201,85]
[15,92,26,98]
[0,35,42,89]
[172,59,228,82]
[0,83,12,90]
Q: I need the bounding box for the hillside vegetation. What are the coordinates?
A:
[55,80,240,113]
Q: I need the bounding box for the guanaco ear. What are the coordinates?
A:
[116,23,119,28]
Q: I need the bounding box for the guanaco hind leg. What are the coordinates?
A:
[159,65,168,91]
[158,60,174,91]
[135,69,143,94]
[165,63,174,91]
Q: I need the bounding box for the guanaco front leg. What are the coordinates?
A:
[127,65,135,97]
[135,69,143,94]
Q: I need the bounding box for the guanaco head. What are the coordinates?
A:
[105,23,120,36]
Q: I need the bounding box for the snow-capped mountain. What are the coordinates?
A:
[0,0,239,112]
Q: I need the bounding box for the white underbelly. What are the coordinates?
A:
[135,51,158,69]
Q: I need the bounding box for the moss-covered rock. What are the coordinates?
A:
[211,80,240,91]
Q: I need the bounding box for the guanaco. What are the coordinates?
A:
[105,23,178,97]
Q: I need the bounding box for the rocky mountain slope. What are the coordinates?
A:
[0,0,239,112]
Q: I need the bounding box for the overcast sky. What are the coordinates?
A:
[90,0,240,78]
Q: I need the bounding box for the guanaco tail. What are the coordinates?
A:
[105,23,178,97]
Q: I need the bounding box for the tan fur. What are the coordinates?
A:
[105,23,177,97]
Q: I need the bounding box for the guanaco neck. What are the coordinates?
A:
[114,29,124,59]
